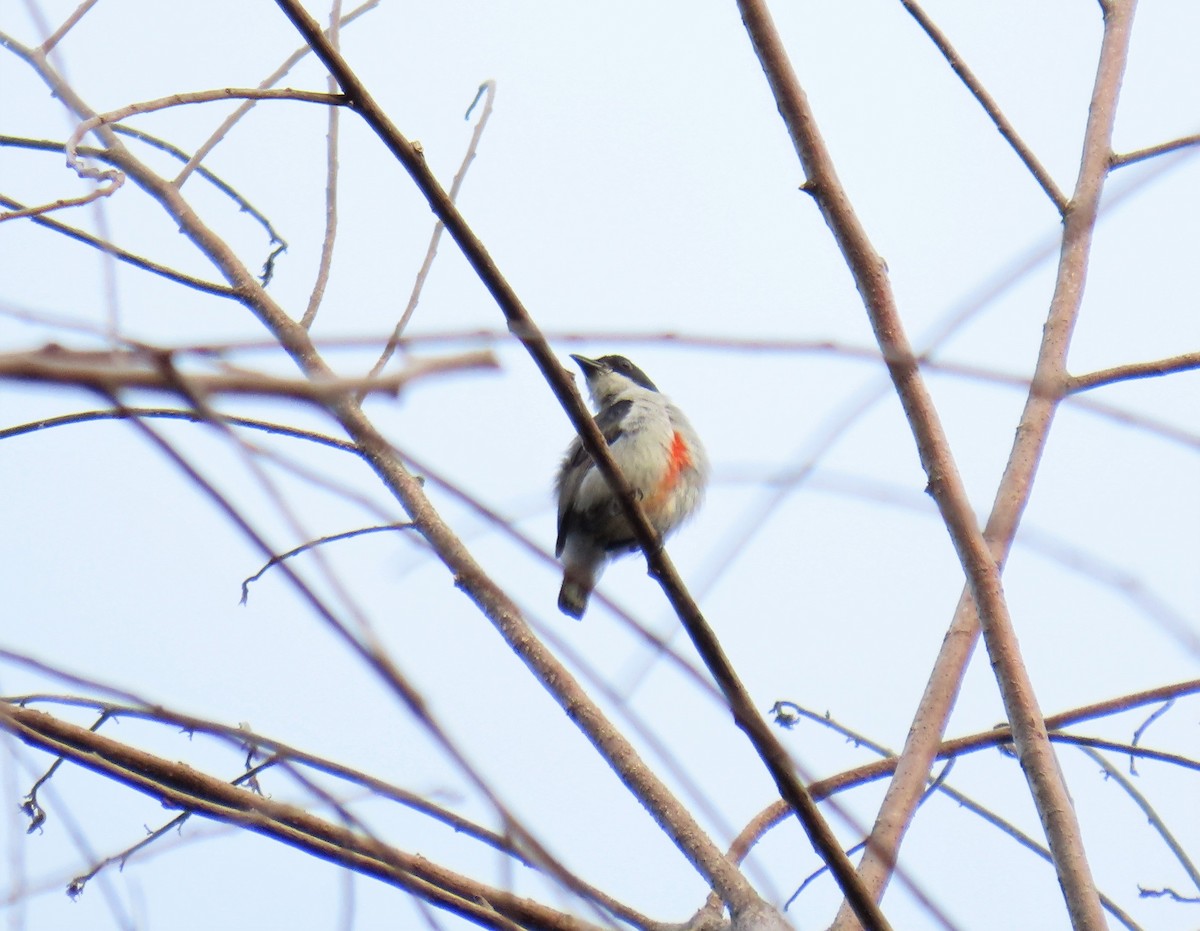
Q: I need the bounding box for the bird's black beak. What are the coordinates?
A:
[570,354,604,374]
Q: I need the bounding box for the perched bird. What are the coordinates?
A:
[554,354,708,618]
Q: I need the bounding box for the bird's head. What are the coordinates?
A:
[570,354,658,407]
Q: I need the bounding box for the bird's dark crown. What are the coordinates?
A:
[574,354,658,392]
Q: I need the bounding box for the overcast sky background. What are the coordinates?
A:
[1,1,1198,929]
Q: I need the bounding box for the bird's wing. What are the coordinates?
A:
[555,400,632,556]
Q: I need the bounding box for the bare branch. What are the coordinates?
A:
[1067,351,1200,392]
[274,7,896,930]
[0,703,597,931]
[38,0,101,55]
[65,88,348,184]
[0,345,497,398]
[0,192,234,295]
[733,1,1138,924]
[365,80,498,382]
[1112,133,1200,168]
[1077,746,1200,897]
[897,0,1068,212]
[271,2,804,923]
[301,0,345,329]
[240,523,415,603]
[173,0,381,187]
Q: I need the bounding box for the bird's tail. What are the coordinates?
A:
[558,567,595,619]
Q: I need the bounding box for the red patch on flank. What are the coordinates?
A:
[648,431,692,515]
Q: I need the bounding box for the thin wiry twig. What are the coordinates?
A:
[1079,746,1200,898]
[0,187,113,222]
[934,782,1143,931]
[240,523,415,603]
[897,0,1068,212]
[1130,700,1175,775]
[0,191,233,295]
[65,88,348,183]
[1,131,287,279]
[0,345,497,397]
[364,80,498,385]
[172,0,381,188]
[66,758,277,897]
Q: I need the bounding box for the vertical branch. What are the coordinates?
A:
[831,2,1142,927]
[301,0,344,329]
[734,1,1135,928]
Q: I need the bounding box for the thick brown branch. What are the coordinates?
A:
[0,346,496,397]
[272,4,864,929]
[0,703,602,931]
[734,2,1136,928]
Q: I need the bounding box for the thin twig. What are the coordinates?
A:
[301,0,344,329]
[1,132,287,279]
[1112,133,1200,168]
[1067,351,1200,392]
[173,0,381,187]
[1130,700,1174,775]
[65,88,348,185]
[1078,746,1200,897]
[0,187,113,222]
[38,0,101,55]
[0,192,234,295]
[240,523,415,603]
[365,81,498,383]
[897,0,1068,212]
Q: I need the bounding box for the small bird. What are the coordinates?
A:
[554,354,708,618]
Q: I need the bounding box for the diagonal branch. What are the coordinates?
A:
[734,2,1138,928]
[4,20,765,925]
[272,3,884,928]
[0,703,600,931]
[897,0,1068,212]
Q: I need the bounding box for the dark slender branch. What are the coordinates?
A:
[1078,746,1200,897]
[271,2,817,924]
[241,523,415,602]
[0,191,233,295]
